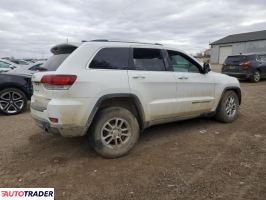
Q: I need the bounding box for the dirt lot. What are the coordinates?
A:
[1,81,266,200]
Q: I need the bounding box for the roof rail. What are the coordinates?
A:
[84,39,163,46]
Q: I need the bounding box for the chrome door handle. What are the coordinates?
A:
[178,76,188,80]
[132,75,146,79]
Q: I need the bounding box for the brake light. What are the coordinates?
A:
[40,75,77,90]
[240,61,252,68]
[41,75,77,85]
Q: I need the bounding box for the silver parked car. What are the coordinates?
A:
[0,59,19,72]
[9,61,45,75]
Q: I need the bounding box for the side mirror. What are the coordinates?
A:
[203,63,211,73]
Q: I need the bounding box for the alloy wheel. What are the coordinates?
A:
[225,96,237,117]
[254,71,260,82]
[0,91,24,114]
[101,118,131,149]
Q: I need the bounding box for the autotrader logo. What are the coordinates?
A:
[0,188,54,200]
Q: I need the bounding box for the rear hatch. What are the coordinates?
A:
[222,55,248,72]
[31,44,78,110]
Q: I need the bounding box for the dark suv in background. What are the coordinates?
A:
[222,53,266,82]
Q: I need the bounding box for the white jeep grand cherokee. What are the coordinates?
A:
[31,40,241,158]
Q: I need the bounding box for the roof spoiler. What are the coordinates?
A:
[51,43,78,55]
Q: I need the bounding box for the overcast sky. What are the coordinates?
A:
[0,0,266,58]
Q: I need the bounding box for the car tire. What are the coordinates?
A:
[90,107,140,158]
[250,70,261,82]
[0,88,27,115]
[215,91,239,123]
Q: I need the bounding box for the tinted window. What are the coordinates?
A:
[224,56,248,65]
[90,48,129,70]
[167,50,200,73]
[0,61,11,68]
[133,48,165,71]
[42,54,69,71]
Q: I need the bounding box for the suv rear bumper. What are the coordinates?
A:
[222,72,252,79]
[32,114,60,135]
[31,108,86,137]
[30,97,97,137]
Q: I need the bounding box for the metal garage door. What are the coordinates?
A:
[219,46,232,64]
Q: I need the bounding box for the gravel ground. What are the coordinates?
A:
[0,81,266,200]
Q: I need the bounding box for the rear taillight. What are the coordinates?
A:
[40,75,77,90]
[240,61,252,68]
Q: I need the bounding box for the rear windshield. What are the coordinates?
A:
[224,55,256,65]
[42,54,69,71]
[224,56,248,65]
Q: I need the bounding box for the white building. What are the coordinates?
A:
[210,30,266,64]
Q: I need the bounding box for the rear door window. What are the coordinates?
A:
[89,48,129,70]
[42,54,70,71]
[132,48,166,71]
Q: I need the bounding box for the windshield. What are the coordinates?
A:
[42,54,70,71]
